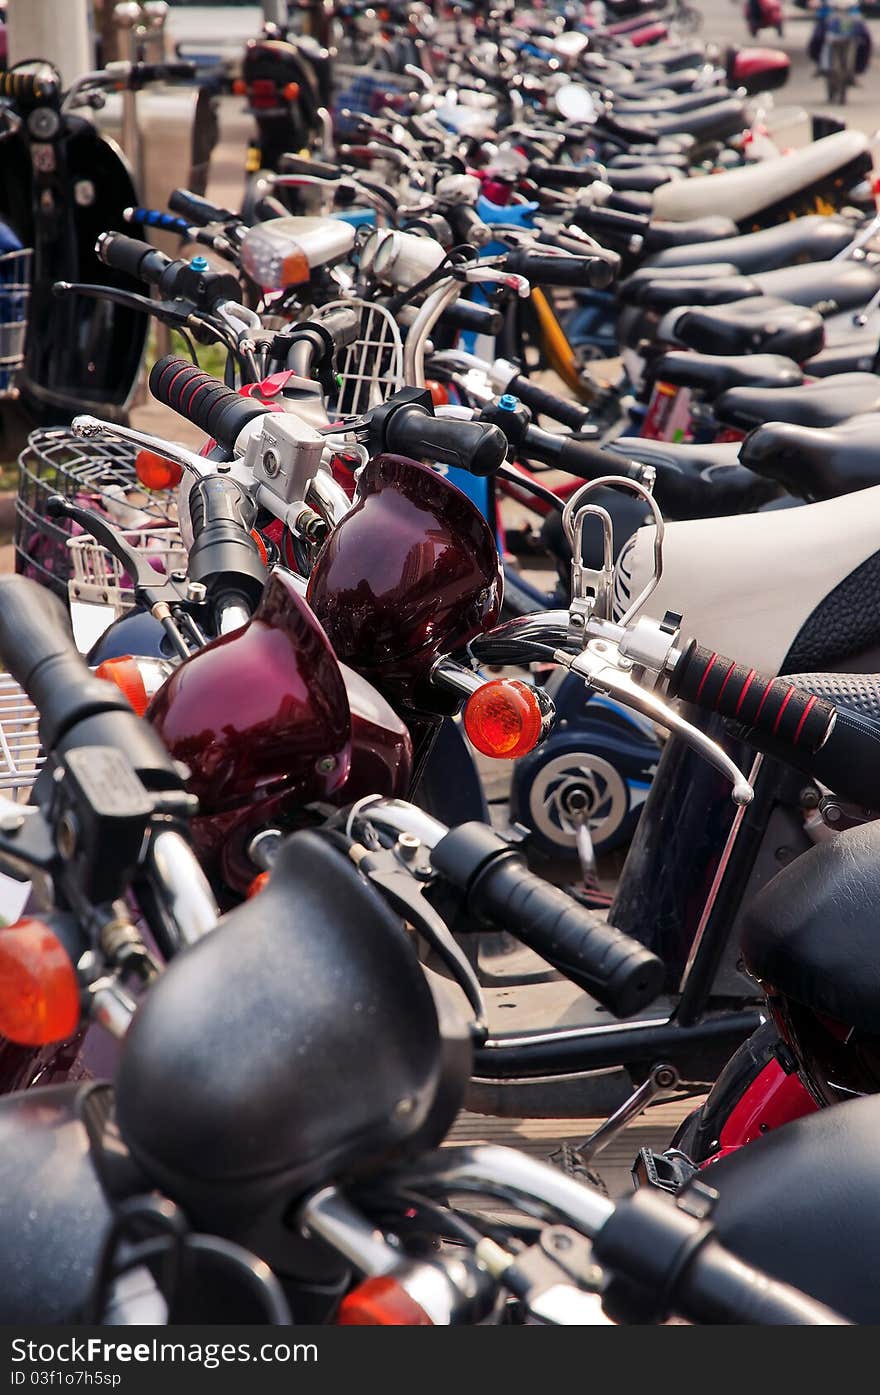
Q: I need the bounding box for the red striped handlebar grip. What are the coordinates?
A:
[668,641,836,753]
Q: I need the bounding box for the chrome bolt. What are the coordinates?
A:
[186,581,207,604]
[396,832,421,861]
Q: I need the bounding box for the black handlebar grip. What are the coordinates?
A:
[504,250,612,290]
[278,153,341,181]
[430,822,664,1018]
[594,1186,847,1325]
[129,61,197,84]
[0,576,135,748]
[669,641,836,755]
[95,232,172,286]
[384,404,507,476]
[168,188,238,226]
[521,424,642,482]
[527,162,603,189]
[507,376,592,432]
[187,476,266,613]
[573,203,651,239]
[437,298,504,336]
[446,203,493,248]
[149,356,269,450]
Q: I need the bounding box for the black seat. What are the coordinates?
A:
[654,350,804,395]
[605,164,677,193]
[604,98,747,146]
[740,412,880,500]
[674,297,825,362]
[804,334,878,378]
[613,87,738,116]
[645,214,856,272]
[607,437,779,516]
[740,814,880,1039]
[643,216,739,250]
[609,151,691,170]
[754,260,880,314]
[623,274,758,310]
[702,1092,880,1323]
[717,372,880,432]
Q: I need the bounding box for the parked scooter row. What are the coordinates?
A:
[2,0,880,1327]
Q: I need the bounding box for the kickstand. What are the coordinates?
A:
[573,1063,682,1166]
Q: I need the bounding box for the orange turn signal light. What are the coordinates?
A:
[336,1277,434,1326]
[232,78,247,96]
[426,379,450,408]
[282,81,301,101]
[0,919,80,1046]
[95,656,150,717]
[246,871,270,899]
[463,679,546,759]
[281,247,310,286]
[136,449,183,492]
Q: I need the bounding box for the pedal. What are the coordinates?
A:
[632,1146,697,1194]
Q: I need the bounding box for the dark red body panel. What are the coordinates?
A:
[699,1057,818,1169]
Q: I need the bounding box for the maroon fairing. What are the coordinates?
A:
[148,569,352,813]
[307,455,503,709]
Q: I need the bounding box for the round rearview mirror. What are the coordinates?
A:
[554,82,598,123]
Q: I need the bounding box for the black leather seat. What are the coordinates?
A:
[604,98,747,146]
[645,214,856,272]
[740,412,880,500]
[673,297,825,361]
[623,274,758,310]
[805,334,878,378]
[622,263,741,296]
[644,216,739,250]
[654,350,804,395]
[613,87,738,116]
[607,437,779,516]
[717,372,880,432]
[702,1092,880,1323]
[740,814,880,1039]
[605,164,677,193]
[754,260,880,314]
[609,151,691,170]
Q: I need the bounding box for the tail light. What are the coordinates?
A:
[463,678,550,759]
[136,449,183,493]
[336,1277,434,1326]
[95,655,173,717]
[0,919,80,1046]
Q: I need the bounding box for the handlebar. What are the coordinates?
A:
[96,233,241,311]
[430,822,664,1017]
[373,392,508,475]
[0,65,60,107]
[527,161,604,190]
[503,248,615,290]
[668,643,836,754]
[521,424,643,482]
[187,476,266,626]
[168,189,239,227]
[149,356,269,451]
[505,377,592,433]
[0,576,180,787]
[127,61,197,87]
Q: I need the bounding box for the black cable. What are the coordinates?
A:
[498,462,564,513]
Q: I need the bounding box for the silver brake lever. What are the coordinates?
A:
[71,415,219,480]
[555,644,754,807]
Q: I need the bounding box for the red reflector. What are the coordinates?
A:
[463,679,545,759]
[0,919,80,1046]
[337,1277,433,1326]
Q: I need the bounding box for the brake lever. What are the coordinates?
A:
[45,496,191,661]
[555,643,754,807]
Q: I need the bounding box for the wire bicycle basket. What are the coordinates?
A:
[322,298,404,416]
[0,247,32,399]
[15,428,178,602]
[0,674,42,805]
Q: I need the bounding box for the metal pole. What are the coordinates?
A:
[114,3,144,192]
[6,0,95,85]
[261,0,288,28]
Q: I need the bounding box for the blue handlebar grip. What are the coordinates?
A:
[125,207,190,235]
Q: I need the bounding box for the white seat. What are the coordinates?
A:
[615,483,880,674]
[651,130,869,224]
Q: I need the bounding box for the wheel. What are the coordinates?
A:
[510,712,660,860]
